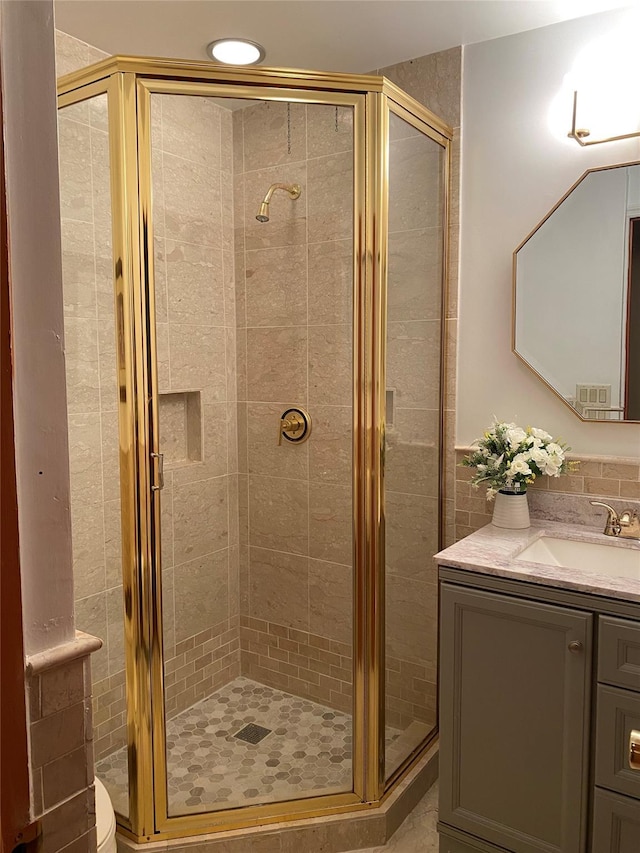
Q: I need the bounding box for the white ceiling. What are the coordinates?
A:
[54,0,636,74]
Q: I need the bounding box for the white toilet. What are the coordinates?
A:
[95,777,117,853]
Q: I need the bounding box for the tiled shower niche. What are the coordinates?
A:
[159,391,202,468]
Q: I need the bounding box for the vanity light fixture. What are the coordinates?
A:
[564,18,640,147]
[206,38,265,66]
[567,90,640,146]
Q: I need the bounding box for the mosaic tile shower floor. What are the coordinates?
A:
[97,676,403,816]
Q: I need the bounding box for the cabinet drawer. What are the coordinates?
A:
[595,684,640,800]
[598,616,640,692]
[592,788,640,853]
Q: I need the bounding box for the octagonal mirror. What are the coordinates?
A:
[514,162,640,423]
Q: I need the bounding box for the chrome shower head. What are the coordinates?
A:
[255,183,301,223]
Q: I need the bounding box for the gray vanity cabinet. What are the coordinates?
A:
[438,582,593,853]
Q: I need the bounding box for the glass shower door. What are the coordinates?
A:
[383,109,444,780]
[147,88,356,817]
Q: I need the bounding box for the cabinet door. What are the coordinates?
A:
[592,788,640,853]
[439,583,593,853]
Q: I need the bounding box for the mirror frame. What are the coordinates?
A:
[512,160,640,425]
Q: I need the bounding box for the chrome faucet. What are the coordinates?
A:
[590,501,640,540]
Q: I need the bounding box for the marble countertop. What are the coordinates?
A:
[435,520,640,604]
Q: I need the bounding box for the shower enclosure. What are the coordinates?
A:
[56,55,450,843]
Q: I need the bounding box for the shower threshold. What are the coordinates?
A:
[97,676,404,817]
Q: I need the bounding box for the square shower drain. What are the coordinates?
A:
[234,723,272,744]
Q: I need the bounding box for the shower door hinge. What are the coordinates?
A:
[151,452,164,491]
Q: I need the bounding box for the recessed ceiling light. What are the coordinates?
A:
[206,38,265,66]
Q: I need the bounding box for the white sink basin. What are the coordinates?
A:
[515,536,640,579]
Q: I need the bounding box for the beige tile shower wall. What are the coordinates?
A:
[454,448,640,542]
[233,101,355,709]
[151,92,241,724]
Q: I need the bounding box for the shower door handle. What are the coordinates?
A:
[151,452,164,491]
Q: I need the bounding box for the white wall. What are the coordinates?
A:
[1,0,75,653]
[460,8,640,456]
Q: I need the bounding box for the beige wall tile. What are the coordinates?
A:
[160,94,222,168]
[42,746,89,810]
[242,101,306,171]
[31,702,86,769]
[162,568,176,659]
[68,412,103,506]
[385,408,440,497]
[386,492,439,582]
[89,93,109,134]
[90,128,112,260]
[58,117,93,223]
[165,240,225,327]
[602,462,640,480]
[387,320,441,409]
[379,46,462,128]
[249,474,309,555]
[173,476,229,564]
[621,481,640,499]
[307,152,353,244]
[243,164,307,251]
[174,550,229,642]
[97,315,118,412]
[249,547,309,630]
[223,250,236,328]
[245,244,307,327]
[308,325,352,406]
[163,153,221,247]
[220,170,236,254]
[388,137,442,233]
[75,594,108,680]
[232,108,244,174]
[160,472,175,570]
[388,227,443,322]
[160,394,188,463]
[234,250,246,327]
[100,410,120,503]
[107,586,125,675]
[96,255,114,322]
[155,321,171,391]
[247,402,309,479]
[171,401,228,485]
[169,323,227,403]
[386,575,435,665]
[55,29,108,77]
[308,405,352,485]
[309,559,352,645]
[309,482,352,565]
[104,498,122,589]
[64,317,100,414]
[39,787,92,853]
[307,239,353,326]
[71,500,106,599]
[61,219,97,319]
[246,327,308,402]
[40,661,85,718]
[307,104,354,158]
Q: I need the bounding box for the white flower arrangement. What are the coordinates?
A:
[461,419,574,501]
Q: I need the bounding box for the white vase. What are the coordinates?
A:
[491,490,530,529]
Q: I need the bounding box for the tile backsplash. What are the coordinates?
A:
[454,448,640,542]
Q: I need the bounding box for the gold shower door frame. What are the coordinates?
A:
[57,58,451,844]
